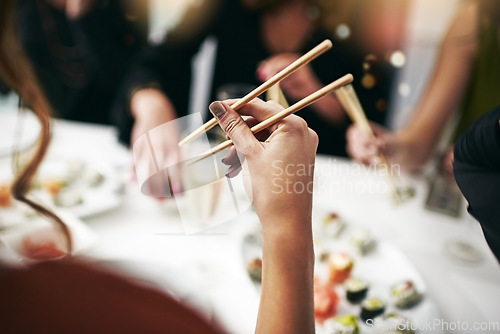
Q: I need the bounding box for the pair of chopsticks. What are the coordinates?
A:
[334,84,405,203]
[188,74,353,164]
[178,39,333,147]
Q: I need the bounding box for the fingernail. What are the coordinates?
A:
[209,101,227,120]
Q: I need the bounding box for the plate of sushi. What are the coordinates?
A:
[0,158,125,220]
[241,209,443,334]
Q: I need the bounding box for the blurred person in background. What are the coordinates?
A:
[0,0,147,125]
[0,0,319,331]
[453,106,500,262]
[118,0,403,171]
[347,0,500,175]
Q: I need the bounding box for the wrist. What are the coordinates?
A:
[261,215,313,248]
[130,89,176,122]
[261,219,315,273]
[394,131,433,171]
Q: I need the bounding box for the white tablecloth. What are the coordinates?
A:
[2,119,500,334]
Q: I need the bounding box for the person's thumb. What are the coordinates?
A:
[209,101,260,156]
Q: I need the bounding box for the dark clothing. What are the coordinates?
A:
[15,0,145,125]
[117,0,394,155]
[454,106,500,262]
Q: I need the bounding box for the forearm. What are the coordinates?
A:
[256,220,315,334]
[398,2,478,165]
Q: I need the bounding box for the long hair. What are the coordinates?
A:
[0,0,72,255]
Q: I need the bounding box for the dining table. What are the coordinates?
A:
[1,117,500,334]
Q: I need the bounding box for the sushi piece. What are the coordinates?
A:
[22,237,66,260]
[247,258,263,283]
[318,251,330,262]
[314,278,339,323]
[65,159,86,182]
[0,182,12,207]
[390,281,422,309]
[374,313,415,334]
[322,212,345,238]
[41,178,67,197]
[54,189,83,208]
[345,278,369,304]
[350,229,376,255]
[360,297,386,322]
[328,253,354,284]
[84,168,105,187]
[323,314,359,334]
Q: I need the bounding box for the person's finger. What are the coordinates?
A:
[219,102,271,140]
[369,122,387,136]
[230,98,285,134]
[209,101,261,157]
[222,147,243,166]
[243,116,272,141]
[226,164,243,179]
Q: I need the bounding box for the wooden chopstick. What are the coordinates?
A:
[189,73,353,165]
[335,84,404,203]
[178,39,333,147]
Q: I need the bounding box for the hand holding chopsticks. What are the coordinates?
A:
[190,73,353,164]
[178,39,333,146]
[335,84,414,203]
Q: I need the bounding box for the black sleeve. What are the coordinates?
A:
[112,34,206,145]
[453,106,500,261]
[68,1,145,89]
[111,0,225,145]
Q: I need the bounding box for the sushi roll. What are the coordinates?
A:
[328,253,354,284]
[374,313,415,334]
[41,178,67,197]
[360,297,385,322]
[323,314,359,334]
[350,229,376,255]
[65,159,86,182]
[345,278,369,304]
[322,213,345,238]
[54,189,83,208]
[390,281,422,309]
[314,278,339,323]
[318,251,330,263]
[0,182,12,207]
[84,168,105,188]
[247,258,263,283]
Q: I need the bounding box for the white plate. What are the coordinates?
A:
[0,210,97,261]
[0,109,41,158]
[0,159,125,219]
[240,208,443,334]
